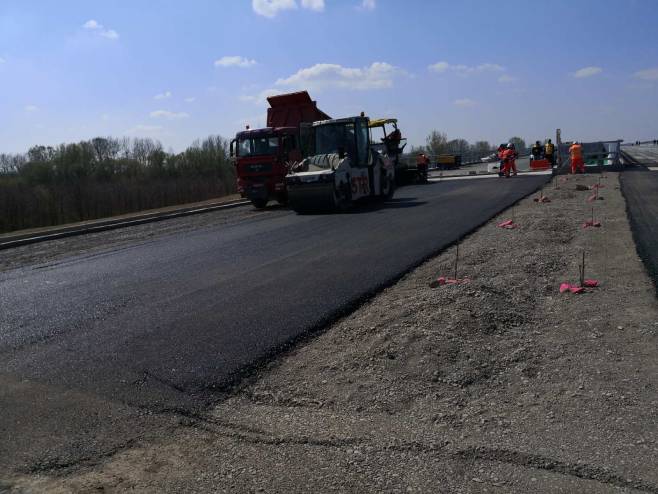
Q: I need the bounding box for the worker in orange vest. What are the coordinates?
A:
[501,143,518,177]
[416,153,429,183]
[569,141,584,174]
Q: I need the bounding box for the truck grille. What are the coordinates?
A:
[245,163,273,173]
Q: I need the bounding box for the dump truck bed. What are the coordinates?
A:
[266,91,330,128]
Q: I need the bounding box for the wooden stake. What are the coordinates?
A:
[580,251,586,287]
[603,219,608,282]
[454,245,459,280]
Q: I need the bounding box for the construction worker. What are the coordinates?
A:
[531,141,543,161]
[384,124,402,155]
[501,143,518,177]
[496,144,507,176]
[569,141,585,174]
[416,153,429,182]
[544,138,555,166]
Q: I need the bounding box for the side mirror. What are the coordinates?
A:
[338,146,345,159]
[230,139,236,158]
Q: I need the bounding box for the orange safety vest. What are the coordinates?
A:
[569,144,582,160]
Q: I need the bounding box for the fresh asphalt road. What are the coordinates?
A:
[0,175,548,474]
[621,169,658,294]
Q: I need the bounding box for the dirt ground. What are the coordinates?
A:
[6,172,658,493]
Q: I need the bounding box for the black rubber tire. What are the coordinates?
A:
[276,193,288,206]
[334,179,353,212]
[251,198,268,209]
[382,175,395,200]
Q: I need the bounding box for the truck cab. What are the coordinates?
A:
[232,127,299,208]
[285,116,396,212]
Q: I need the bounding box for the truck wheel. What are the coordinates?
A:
[382,175,395,200]
[251,198,268,209]
[333,179,352,212]
[276,193,288,206]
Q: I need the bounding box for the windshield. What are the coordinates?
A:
[238,136,279,157]
[314,122,356,158]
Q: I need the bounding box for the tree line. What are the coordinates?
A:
[0,136,235,234]
[411,131,528,160]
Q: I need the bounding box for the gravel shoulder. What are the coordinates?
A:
[7,172,658,493]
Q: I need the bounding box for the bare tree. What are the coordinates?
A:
[425,130,448,156]
[508,136,527,153]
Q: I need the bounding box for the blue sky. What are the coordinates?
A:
[1,0,657,153]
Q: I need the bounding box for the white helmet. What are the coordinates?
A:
[507,143,515,149]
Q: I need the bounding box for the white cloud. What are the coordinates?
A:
[498,74,517,83]
[184,97,196,103]
[82,19,119,40]
[359,0,376,10]
[252,0,326,17]
[150,110,190,120]
[252,0,297,17]
[239,88,280,105]
[154,91,172,100]
[301,0,324,11]
[83,19,100,29]
[633,67,658,81]
[428,61,450,73]
[126,124,163,136]
[24,105,39,113]
[214,56,257,68]
[276,62,402,91]
[0,57,6,64]
[428,61,504,76]
[454,98,476,108]
[100,29,119,40]
[573,66,602,78]
[101,113,110,121]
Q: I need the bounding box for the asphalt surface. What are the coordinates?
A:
[0,175,548,475]
[621,168,658,294]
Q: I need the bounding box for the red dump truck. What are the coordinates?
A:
[230,91,330,208]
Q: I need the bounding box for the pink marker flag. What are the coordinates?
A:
[497,220,517,229]
[430,276,469,287]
